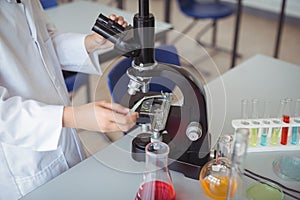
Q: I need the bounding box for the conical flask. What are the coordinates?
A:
[135,142,176,200]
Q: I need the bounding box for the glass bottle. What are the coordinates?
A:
[217,134,234,159]
[227,128,249,200]
[135,142,176,200]
[291,99,300,145]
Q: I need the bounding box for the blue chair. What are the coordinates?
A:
[107,45,181,103]
[174,0,236,54]
[62,71,90,101]
[40,0,58,9]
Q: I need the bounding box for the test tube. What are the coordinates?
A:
[270,100,283,146]
[260,100,271,146]
[241,99,249,125]
[249,99,259,147]
[270,123,280,145]
[280,98,291,145]
[291,99,300,145]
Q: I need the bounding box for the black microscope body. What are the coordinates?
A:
[92,0,210,179]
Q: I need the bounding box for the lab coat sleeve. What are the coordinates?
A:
[42,6,102,75]
[0,87,63,151]
[52,33,103,75]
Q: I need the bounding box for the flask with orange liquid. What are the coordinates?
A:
[199,157,237,200]
[199,128,249,200]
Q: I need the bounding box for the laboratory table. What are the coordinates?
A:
[45,1,172,63]
[21,55,300,200]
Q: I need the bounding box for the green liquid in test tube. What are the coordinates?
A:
[291,99,300,145]
[270,99,287,146]
[249,99,259,147]
[270,123,280,145]
[250,128,258,146]
[240,99,250,147]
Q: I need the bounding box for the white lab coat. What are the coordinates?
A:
[0,0,102,199]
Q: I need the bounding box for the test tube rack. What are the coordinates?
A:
[232,118,300,153]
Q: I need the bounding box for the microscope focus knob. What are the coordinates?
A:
[186,122,202,141]
[127,79,141,95]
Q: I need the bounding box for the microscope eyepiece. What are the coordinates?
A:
[96,14,125,34]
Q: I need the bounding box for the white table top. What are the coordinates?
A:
[45,1,172,34]
[21,55,300,200]
[205,54,300,147]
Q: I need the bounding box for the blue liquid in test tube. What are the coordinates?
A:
[291,99,300,145]
[291,118,300,145]
[260,101,270,146]
[291,126,298,145]
[260,133,267,146]
[270,123,280,145]
[260,126,269,146]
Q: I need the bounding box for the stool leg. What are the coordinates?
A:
[195,20,242,58]
[274,0,286,58]
[171,19,199,44]
[231,0,242,68]
[212,19,217,48]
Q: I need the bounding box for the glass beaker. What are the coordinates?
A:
[135,142,176,200]
[217,134,234,159]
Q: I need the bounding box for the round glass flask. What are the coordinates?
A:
[135,142,176,200]
[199,157,233,200]
[199,128,249,200]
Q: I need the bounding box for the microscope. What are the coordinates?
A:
[92,0,210,179]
